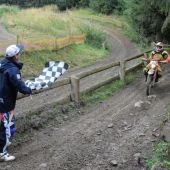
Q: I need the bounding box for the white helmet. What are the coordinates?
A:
[5,44,24,58]
[155,42,163,52]
[156,42,163,47]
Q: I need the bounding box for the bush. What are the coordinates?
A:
[80,25,106,48]
[147,141,170,169]
[89,0,118,15]
[57,0,80,11]
[0,5,20,17]
[78,0,90,7]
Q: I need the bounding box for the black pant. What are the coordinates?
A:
[0,119,6,153]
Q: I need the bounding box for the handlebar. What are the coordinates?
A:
[141,57,149,62]
[141,57,162,63]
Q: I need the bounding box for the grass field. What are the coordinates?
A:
[1,5,81,39]
[0,5,130,78]
[20,44,109,78]
[70,8,129,29]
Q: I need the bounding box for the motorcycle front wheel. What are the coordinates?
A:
[146,74,153,96]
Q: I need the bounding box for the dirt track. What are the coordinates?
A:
[0,25,170,170]
[0,24,16,52]
[1,67,170,170]
[15,28,140,116]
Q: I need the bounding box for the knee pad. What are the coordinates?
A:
[143,69,148,75]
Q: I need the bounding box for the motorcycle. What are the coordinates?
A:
[142,57,160,96]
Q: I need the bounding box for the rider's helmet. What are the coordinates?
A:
[155,42,163,52]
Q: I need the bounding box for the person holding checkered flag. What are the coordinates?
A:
[0,44,32,161]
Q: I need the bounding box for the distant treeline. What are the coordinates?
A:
[0,0,118,14]
[1,0,170,44]
[0,0,88,9]
[0,0,57,8]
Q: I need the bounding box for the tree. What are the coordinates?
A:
[78,0,89,7]
[89,0,118,15]
[127,0,170,43]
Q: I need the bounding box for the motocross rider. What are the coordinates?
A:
[143,42,169,82]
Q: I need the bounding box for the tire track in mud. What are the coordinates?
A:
[2,66,170,170]
[15,28,140,116]
[0,24,16,52]
[3,74,144,169]
[2,22,162,170]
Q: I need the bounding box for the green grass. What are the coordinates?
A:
[80,24,107,48]
[166,106,170,118]
[1,5,81,40]
[70,8,128,29]
[146,105,170,170]
[81,73,135,105]
[0,6,109,78]
[146,141,170,170]
[0,5,142,49]
[0,6,141,79]
[17,43,108,78]
[70,8,146,50]
[0,6,130,41]
[0,5,20,17]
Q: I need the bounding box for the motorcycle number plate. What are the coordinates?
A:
[148,69,154,75]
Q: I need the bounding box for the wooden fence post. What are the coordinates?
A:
[119,61,126,81]
[70,76,80,104]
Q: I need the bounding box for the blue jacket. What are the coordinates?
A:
[0,58,31,113]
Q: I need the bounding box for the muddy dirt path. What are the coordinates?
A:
[1,23,167,170]
[1,66,170,170]
[15,28,140,116]
[0,24,16,52]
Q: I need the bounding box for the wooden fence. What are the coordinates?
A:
[17,34,85,51]
[17,49,154,103]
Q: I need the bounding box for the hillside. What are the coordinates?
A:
[1,7,169,170]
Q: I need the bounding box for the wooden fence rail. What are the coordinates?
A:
[17,78,70,99]
[69,53,146,103]
[17,49,158,104]
[77,61,120,79]
[17,47,170,105]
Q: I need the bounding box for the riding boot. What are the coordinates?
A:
[144,71,148,82]
[155,72,162,82]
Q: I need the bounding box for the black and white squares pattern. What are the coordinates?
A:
[25,61,69,90]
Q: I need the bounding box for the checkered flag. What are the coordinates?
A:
[25,61,69,90]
